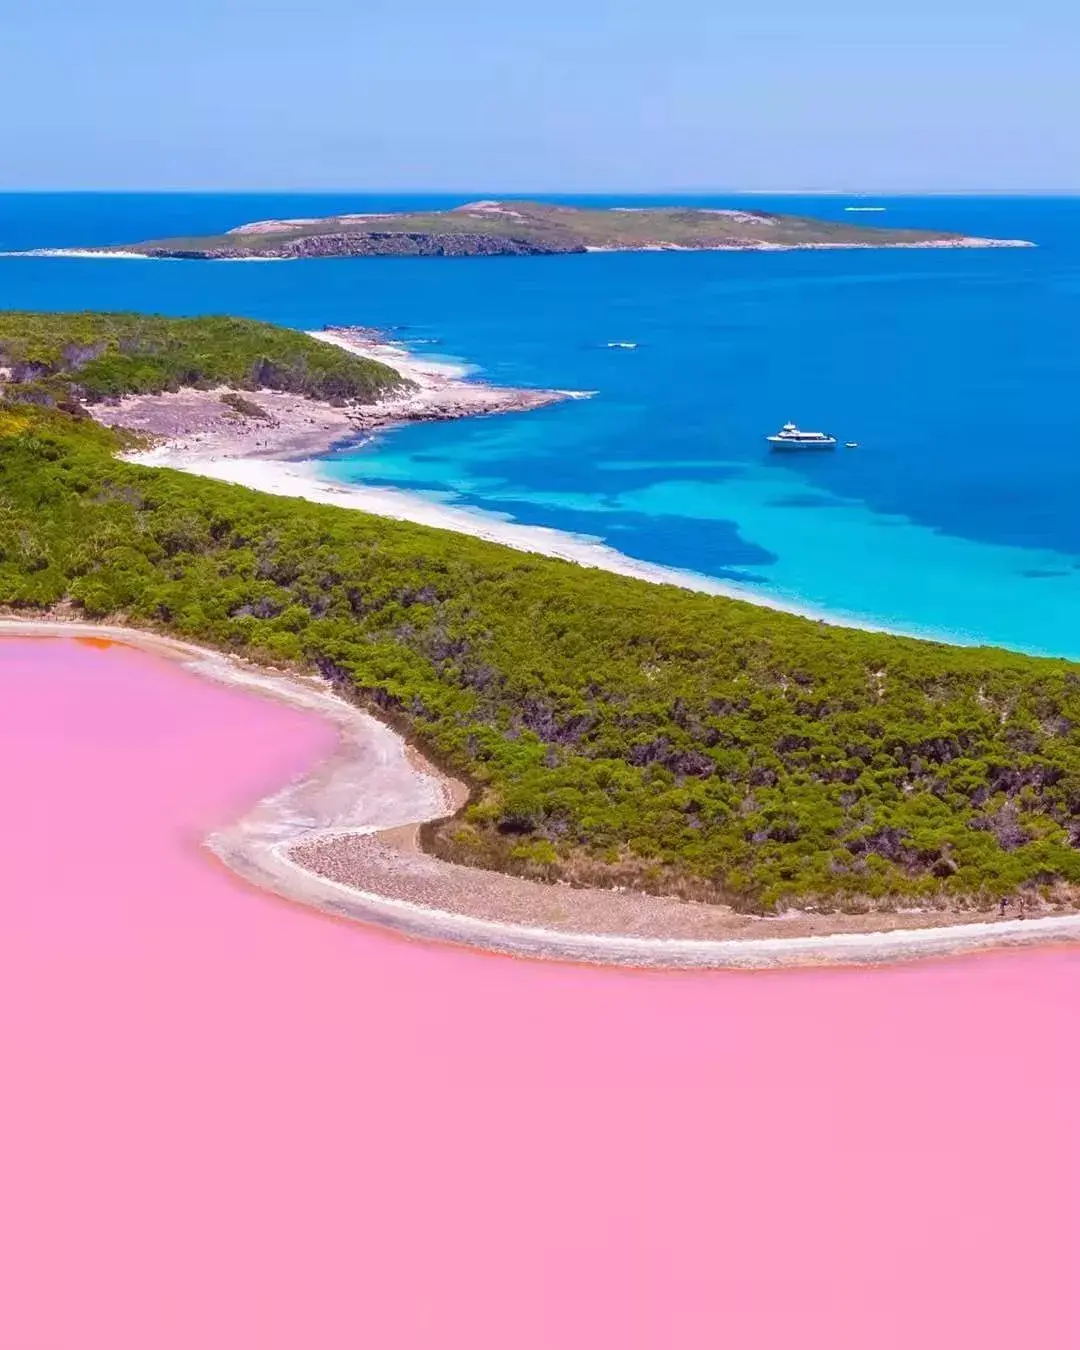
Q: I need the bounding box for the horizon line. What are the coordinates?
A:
[2,187,1080,198]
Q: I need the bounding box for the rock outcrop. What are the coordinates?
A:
[144,231,587,260]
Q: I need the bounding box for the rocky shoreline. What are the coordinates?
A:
[141,232,587,260]
[92,326,573,461]
[15,233,1035,261]
[316,326,576,423]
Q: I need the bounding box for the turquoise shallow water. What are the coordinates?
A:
[2,193,1079,655]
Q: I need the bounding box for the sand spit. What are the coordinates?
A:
[4,616,1080,969]
[0,248,158,260]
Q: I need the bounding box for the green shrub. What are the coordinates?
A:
[4,394,1080,909]
[0,312,403,408]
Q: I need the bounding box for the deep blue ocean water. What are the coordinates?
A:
[2,192,1078,655]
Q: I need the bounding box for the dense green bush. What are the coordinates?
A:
[0,311,403,407]
[3,398,1080,911]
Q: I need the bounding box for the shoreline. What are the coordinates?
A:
[0,248,160,260]
[3,616,1080,969]
[123,448,878,629]
[93,326,574,461]
[2,235,1035,260]
[584,235,1034,251]
[99,326,998,654]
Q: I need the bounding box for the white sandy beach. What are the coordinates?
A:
[98,324,991,652]
[132,450,846,619]
[97,327,861,629]
[0,248,159,260]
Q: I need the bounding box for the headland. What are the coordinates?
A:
[4,308,1080,954]
[92,326,572,462]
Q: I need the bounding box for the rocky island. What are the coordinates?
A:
[54,199,1032,259]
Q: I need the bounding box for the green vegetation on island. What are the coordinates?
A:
[77,200,1012,259]
[0,311,404,409]
[2,312,1078,915]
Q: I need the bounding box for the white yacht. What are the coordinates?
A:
[766,422,837,450]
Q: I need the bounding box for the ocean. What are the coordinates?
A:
[2,192,1078,656]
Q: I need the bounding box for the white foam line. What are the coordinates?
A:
[0,249,158,260]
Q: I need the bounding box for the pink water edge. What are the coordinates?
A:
[2,637,1079,1350]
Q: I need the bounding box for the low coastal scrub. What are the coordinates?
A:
[4,380,1080,913]
[0,312,403,409]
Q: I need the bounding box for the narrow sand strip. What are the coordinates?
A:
[0,249,159,260]
[3,617,1079,969]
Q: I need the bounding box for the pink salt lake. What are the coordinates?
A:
[2,636,1079,1350]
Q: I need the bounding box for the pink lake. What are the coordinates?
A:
[2,636,1079,1350]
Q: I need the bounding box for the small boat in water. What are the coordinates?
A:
[766,422,837,450]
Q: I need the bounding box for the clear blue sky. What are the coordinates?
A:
[7,0,1077,191]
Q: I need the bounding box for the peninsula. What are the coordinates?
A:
[0,311,569,451]
[54,200,1032,259]
[3,309,1080,958]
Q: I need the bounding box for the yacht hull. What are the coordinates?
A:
[766,436,837,450]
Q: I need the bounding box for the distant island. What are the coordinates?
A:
[44,200,1033,259]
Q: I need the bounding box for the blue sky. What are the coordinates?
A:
[7,0,1077,191]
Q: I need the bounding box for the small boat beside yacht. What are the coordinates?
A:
[766,422,838,450]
